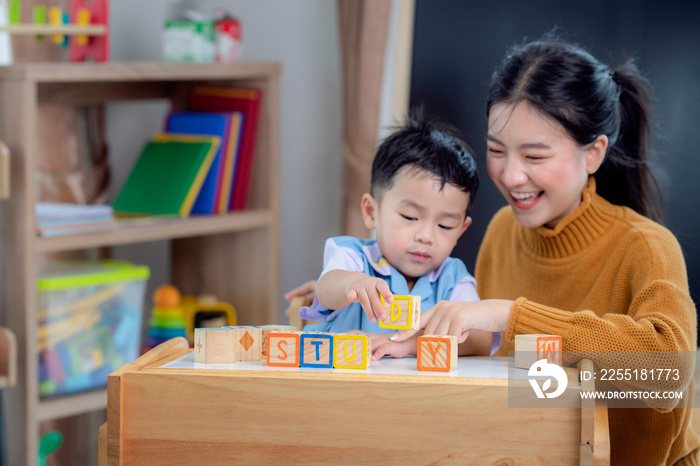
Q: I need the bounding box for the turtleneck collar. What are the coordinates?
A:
[518,177,618,258]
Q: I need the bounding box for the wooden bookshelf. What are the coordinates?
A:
[0,62,281,465]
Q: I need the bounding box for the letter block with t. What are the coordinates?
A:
[514,334,562,369]
[417,335,457,372]
[333,334,371,369]
[266,332,301,367]
[194,328,237,364]
[300,333,334,368]
[378,295,421,330]
[226,326,263,361]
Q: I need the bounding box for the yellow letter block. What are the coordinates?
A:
[333,334,371,369]
[378,295,421,330]
[417,335,457,372]
[194,328,237,364]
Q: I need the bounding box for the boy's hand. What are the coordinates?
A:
[390,300,514,343]
[344,276,393,324]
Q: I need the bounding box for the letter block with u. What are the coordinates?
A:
[300,333,334,368]
[378,295,421,330]
[333,334,371,369]
[266,332,301,367]
[417,335,457,372]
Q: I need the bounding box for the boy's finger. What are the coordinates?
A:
[357,289,377,323]
[369,286,386,322]
[346,290,358,302]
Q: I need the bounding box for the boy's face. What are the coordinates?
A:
[361,165,472,283]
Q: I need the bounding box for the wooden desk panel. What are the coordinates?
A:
[103,337,609,465]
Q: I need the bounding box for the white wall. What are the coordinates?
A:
[108,0,342,321]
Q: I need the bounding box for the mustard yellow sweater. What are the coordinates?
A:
[476,178,699,465]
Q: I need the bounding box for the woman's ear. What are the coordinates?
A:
[586,134,608,175]
[360,193,377,230]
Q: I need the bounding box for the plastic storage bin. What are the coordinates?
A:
[37,260,150,397]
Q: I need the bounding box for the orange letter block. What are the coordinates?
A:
[266,332,301,367]
[258,325,297,358]
[417,335,457,372]
[514,334,562,369]
[378,295,421,330]
[333,334,371,369]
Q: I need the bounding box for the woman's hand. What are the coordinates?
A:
[283,280,317,316]
[372,334,419,360]
[391,299,515,343]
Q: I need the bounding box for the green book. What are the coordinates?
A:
[113,133,220,217]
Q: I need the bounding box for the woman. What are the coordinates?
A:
[288,38,698,464]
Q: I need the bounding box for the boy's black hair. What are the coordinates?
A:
[371,107,479,216]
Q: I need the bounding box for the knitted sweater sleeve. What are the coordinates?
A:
[506,226,696,410]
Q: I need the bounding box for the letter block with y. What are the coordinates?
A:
[194,328,237,364]
[378,295,421,330]
[417,335,457,372]
[266,332,301,367]
[300,332,334,368]
[333,334,371,369]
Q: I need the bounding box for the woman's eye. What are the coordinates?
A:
[487,147,504,156]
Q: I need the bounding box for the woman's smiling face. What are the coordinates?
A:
[487,101,606,229]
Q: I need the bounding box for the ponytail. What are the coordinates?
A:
[595,61,664,222]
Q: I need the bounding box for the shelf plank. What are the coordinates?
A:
[38,389,107,422]
[0,24,107,35]
[0,61,281,83]
[37,210,274,252]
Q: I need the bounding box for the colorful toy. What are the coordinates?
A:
[143,285,186,353]
[300,332,333,368]
[38,431,62,466]
[378,294,421,330]
[181,294,236,343]
[258,325,296,357]
[417,335,457,372]
[0,0,109,61]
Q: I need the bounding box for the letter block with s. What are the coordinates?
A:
[266,332,302,367]
[417,335,457,372]
[378,295,421,330]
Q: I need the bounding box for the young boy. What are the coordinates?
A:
[300,110,494,356]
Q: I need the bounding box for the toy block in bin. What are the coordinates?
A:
[333,334,371,369]
[417,335,457,372]
[258,325,297,358]
[300,332,333,368]
[181,294,237,344]
[224,326,262,361]
[514,334,562,369]
[194,328,236,364]
[266,332,302,367]
[378,295,420,330]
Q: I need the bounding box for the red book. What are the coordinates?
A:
[187,86,262,211]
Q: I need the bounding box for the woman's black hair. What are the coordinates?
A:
[371,107,479,216]
[486,37,663,221]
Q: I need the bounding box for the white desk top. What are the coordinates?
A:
[159,352,532,380]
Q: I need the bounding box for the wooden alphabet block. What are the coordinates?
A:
[417,335,457,372]
[258,325,297,358]
[225,326,262,361]
[378,295,420,330]
[333,334,371,369]
[266,332,301,367]
[193,328,237,364]
[300,332,334,368]
[514,334,562,369]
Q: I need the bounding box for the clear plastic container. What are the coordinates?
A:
[37,260,150,397]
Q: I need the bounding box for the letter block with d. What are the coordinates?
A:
[378,295,421,330]
[417,335,457,372]
[300,333,334,368]
[333,334,371,369]
[266,332,301,367]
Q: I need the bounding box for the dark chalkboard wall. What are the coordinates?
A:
[410,0,700,314]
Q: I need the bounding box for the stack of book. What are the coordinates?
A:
[112,86,262,218]
[36,203,116,237]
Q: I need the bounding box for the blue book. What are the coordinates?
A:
[166,112,233,215]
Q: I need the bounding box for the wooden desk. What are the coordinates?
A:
[100,337,609,465]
